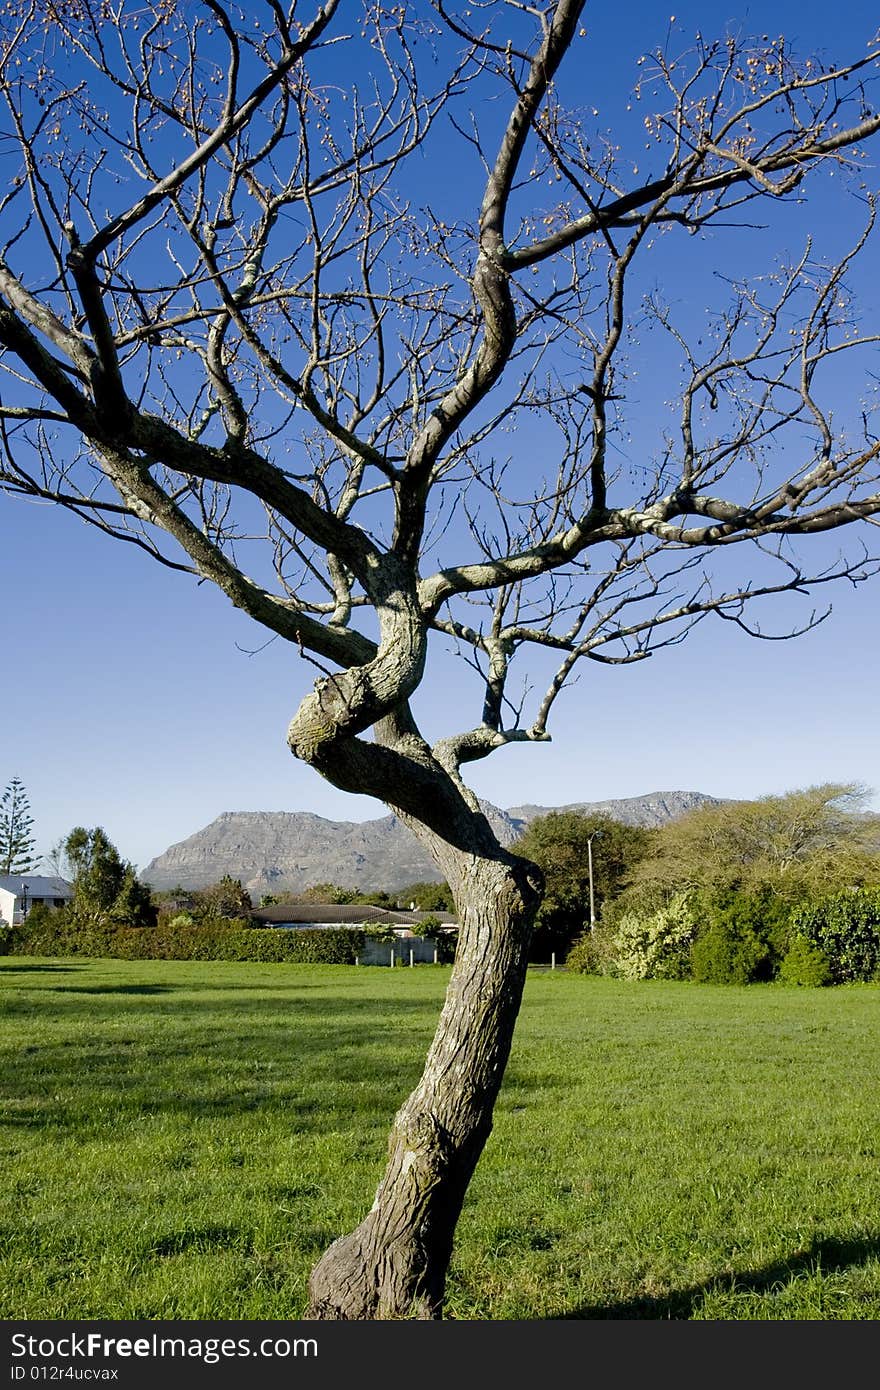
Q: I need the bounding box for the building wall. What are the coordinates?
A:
[356,935,442,966]
[0,889,72,926]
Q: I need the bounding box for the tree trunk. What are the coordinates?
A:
[305,823,541,1319]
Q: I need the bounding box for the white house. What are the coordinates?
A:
[0,875,73,926]
[248,901,458,965]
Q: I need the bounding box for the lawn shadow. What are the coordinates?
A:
[553,1232,880,1318]
[0,964,82,974]
[0,993,441,1132]
[49,984,175,996]
[1,974,427,996]
[146,1224,244,1257]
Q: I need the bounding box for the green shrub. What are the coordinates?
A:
[564,922,626,976]
[567,896,697,981]
[688,888,794,984]
[690,921,767,985]
[419,916,457,964]
[8,904,108,956]
[565,931,601,974]
[608,893,697,980]
[791,887,880,984]
[362,924,396,945]
[8,910,363,965]
[777,937,833,987]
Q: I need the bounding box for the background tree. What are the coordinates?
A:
[396,881,455,913]
[109,865,158,927]
[619,784,879,910]
[195,874,253,919]
[0,777,38,875]
[64,827,154,926]
[1,1,879,1318]
[515,812,654,958]
[299,882,360,905]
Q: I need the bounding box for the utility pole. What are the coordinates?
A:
[587,835,597,931]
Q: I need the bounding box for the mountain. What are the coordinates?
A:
[141,791,721,896]
[507,789,722,829]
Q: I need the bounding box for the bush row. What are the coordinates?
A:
[565,886,880,986]
[2,906,363,965]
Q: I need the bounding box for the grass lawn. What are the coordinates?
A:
[1,957,878,1320]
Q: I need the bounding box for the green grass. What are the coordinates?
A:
[1,957,878,1320]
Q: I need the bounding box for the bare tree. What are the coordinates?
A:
[1,0,879,1318]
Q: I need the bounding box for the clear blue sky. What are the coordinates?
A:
[1,0,878,873]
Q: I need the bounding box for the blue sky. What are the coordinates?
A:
[1,0,879,874]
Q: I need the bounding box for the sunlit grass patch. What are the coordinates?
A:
[1,959,878,1319]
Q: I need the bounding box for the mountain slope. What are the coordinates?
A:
[142,791,720,895]
[507,790,723,829]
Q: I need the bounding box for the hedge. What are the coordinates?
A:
[791,887,880,983]
[4,910,363,965]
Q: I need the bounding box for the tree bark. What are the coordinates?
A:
[286,607,543,1319]
[305,815,541,1319]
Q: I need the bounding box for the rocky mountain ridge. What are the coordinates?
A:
[141,790,721,896]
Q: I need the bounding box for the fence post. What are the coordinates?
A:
[433,947,438,964]
[390,946,394,967]
[551,951,556,971]
[410,949,414,967]
[355,955,360,967]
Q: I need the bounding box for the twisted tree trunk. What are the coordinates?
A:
[286,586,543,1317]
[306,816,541,1319]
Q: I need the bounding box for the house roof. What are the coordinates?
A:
[0,875,73,898]
[250,902,457,927]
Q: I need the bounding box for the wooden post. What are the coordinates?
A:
[551,951,556,971]
[390,947,394,967]
[355,956,360,967]
[410,949,414,967]
[433,947,438,964]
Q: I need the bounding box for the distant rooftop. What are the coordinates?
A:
[250,902,456,927]
[0,875,73,898]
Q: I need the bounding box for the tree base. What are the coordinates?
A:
[306,1222,440,1320]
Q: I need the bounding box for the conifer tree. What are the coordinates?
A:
[0,777,38,876]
